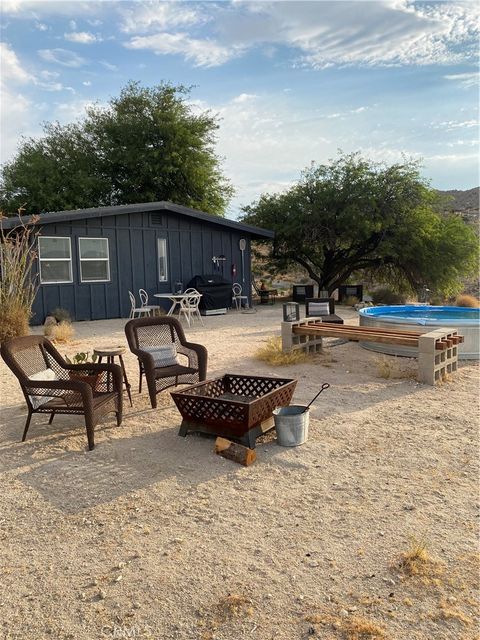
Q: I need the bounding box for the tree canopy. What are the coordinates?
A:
[1,81,233,216]
[241,153,478,297]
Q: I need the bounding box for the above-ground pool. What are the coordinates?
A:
[359,305,480,360]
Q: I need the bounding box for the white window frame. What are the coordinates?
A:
[157,237,168,282]
[38,236,73,285]
[78,237,111,283]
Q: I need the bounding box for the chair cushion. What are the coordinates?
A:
[309,302,330,316]
[28,368,58,409]
[142,345,178,368]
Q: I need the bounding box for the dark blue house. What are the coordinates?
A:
[3,201,273,324]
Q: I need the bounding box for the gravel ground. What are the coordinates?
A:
[0,305,478,640]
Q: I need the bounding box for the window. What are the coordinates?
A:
[38,237,73,284]
[157,238,168,282]
[79,237,110,282]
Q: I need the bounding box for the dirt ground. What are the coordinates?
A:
[0,305,478,640]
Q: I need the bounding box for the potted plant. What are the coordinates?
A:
[65,352,99,390]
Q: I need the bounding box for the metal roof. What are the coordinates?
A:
[1,201,274,239]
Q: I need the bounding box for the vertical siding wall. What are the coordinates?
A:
[31,210,252,324]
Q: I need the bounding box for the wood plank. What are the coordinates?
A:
[293,326,421,347]
[320,323,426,336]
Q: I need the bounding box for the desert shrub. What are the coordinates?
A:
[0,302,30,343]
[371,287,406,305]
[255,337,312,365]
[343,295,359,306]
[45,321,74,344]
[0,214,39,343]
[455,294,479,308]
[50,307,72,323]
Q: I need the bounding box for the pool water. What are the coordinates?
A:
[358,305,479,360]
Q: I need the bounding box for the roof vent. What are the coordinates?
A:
[150,212,164,226]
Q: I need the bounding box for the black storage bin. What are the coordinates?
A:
[292,284,314,303]
[338,284,363,302]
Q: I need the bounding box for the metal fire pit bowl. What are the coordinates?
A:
[171,373,297,448]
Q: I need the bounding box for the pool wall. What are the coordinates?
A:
[358,305,479,360]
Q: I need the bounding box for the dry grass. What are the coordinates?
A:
[255,336,312,365]
[197,594,254,639]
[0,302,30,344]
[455,294,479,308]
[437,599,473,626]
[375,356,416,380]
[397,537,444,581]
[306,610,388,639]
[343,295,360,306]
[44,321,75,344]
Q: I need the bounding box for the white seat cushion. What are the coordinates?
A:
[142,345,178,368]
[309,302,330,316]
[28,368,58,409]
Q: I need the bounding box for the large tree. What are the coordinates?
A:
[1,81,233,216]
[241,153,478,297]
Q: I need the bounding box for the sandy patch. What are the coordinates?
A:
[0,305,478,639]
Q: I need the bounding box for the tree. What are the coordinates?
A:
[1,82,233,216]
[241,153,478,297]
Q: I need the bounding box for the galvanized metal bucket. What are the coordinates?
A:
[273,383,330,447]
[273,405,309,446]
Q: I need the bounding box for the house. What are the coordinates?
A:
[1,201,273,324]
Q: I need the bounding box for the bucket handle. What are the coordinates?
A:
[306,383,330,409]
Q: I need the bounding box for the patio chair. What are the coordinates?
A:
[139,288,162,316]
[305,298,344,324]
[252,280,278,305]
[232,283,249,310]
[129,291,151,318]
[178,291,204,327]
[0,335,123,450]
[125,316,208,409]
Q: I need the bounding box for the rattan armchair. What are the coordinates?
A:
[1,335,123,450]
[125,316,208,409]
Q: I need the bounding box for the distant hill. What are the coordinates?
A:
[436,187,479,213]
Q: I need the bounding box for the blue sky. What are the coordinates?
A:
[1,0,479,217]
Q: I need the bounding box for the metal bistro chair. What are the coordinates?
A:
[139,288,161,316]
[0,335,123,450]
[125,316,207,409]
[129,290,151,318]
[179,290,204,327]
[232,283,249,311]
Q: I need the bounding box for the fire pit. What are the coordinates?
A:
[171,374,297,448]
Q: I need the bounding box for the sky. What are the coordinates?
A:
[1,0,479,218]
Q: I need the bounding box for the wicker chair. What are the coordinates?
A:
[0,335,123,450]
[125,316,208,409]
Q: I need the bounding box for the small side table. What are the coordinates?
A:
[93,346,133,407]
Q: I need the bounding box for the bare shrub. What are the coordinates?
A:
[455,294,479,308]
[371,288,406,305]
[0,213,39,343]
[45,321,75,344]
[255,337,312,366]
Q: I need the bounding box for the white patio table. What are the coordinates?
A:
[153,293,202,317]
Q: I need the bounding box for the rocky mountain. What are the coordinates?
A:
[436,187,479,213]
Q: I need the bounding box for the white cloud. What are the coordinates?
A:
[35,22,48,31]
[444,71,479,89]
[38,48,86,68]
[122,1,479,70]
[125,32,240,68]
[82,80,92,86]
[119,1,202,34]
[0,41,32,82]
[64,31,100,45]
[432,119,478,131]
[99,60,117,71]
